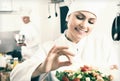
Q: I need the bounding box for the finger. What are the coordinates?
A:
[59,61,72,67]
[58,49,75,57]
[49,45,56,53]
[50,45,69,53]
[54,46,69,53]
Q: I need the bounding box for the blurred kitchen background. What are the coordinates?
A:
[0,1,120,80]
[0,0,120,54]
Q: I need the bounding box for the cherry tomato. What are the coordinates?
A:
[62,76,69,81]
[73,78,80,81]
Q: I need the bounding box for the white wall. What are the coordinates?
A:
[0,0,119,44]
[91,1,118,39]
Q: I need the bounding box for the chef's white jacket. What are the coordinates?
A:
[10,33,120,81]
[19,22,40,59]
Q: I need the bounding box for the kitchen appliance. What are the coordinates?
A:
[0,31,20,53]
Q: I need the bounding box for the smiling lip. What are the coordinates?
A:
[75,27,88,34]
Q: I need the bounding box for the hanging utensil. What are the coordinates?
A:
[112,14,120,41]
[48,2,51,19]
[55,2,58,17]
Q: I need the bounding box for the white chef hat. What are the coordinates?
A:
[66,0,107,21]
[19,7,32,17]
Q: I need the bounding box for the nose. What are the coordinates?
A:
[79,20,88,29]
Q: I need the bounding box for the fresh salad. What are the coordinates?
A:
[56,65,113,81]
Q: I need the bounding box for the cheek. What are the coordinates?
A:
[67,21,75,30]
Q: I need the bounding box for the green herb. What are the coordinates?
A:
[55,65,113,81]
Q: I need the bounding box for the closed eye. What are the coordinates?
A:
[76,15,85,20]
[88,19,96,24]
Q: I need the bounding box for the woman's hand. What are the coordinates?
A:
[40,45,74,73]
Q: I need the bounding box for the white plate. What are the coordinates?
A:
[99,68,120,81]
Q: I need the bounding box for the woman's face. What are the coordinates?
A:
[66,11,97,43]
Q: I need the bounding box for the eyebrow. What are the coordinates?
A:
[75,11,96,19]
